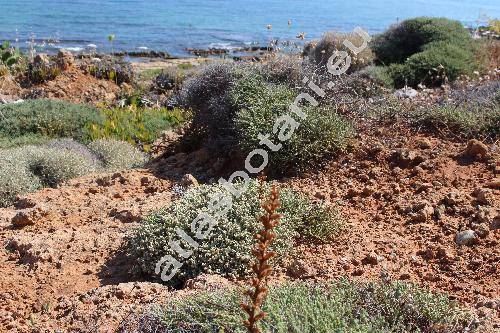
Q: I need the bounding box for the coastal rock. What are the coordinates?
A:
[34,53,50,66]
[57,49,75,70]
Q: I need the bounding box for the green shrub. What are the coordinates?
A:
[305,31,374,72]
[128,180,337,286]
[371,17,479,87]
[0,144,98,206]
[0,41,22,68]
[88,139,147,171]
[0,134,51,149]
[87,107,184,150]
[0,99,103,142]
[359,65,394,88]
[27,63,61,84]
[232,75,354,173]
[140,280,472,333]
[391,42,476,87]
[372,17,472,65]
[414,102,499,140]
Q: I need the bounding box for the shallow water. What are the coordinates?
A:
[0,0,498,56]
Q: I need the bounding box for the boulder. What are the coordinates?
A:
[57,49,75,70]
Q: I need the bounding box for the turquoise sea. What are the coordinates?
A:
[0,0,498,56]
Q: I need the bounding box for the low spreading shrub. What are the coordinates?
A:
[128,180,338,286]
[359,65,395,88]
[305,31,374,72]
[0,139,146,207]
[0,133,51,149]
[232,75,354,173]
[88,139,147,171]
[87,106,184,150]
[414,102,499,140]
[134,280,472,333]
[0,99,103,142]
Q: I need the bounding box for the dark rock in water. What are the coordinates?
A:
[112,50,174,59]
[185,48,228,56]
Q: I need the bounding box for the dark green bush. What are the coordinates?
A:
[0,99,103,142]
[372,17,472,65]
[371,17,479,87]
[128,180,338,286]
[137,280,472,333]
[232,75,354,173]
[391,42,476,87]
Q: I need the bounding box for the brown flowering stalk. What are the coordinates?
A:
[241,184,281,333]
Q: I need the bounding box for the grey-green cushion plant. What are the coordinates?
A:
[129,180,339,286]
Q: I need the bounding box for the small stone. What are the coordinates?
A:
[434,205,446,220]
[455,230,477,246]
[491,215,500,230]
[11,206,50,227]
[287,259,317,278]
[444,192,461,206]
[394,87,418,99]
[390,149,425,168]
[361,252,379,265]
[33,53,50,66]
[180,174,199,187]
[464,139,488,159]
[110,208,141,223]
[472,188,493,206]
[416,138,432,149]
